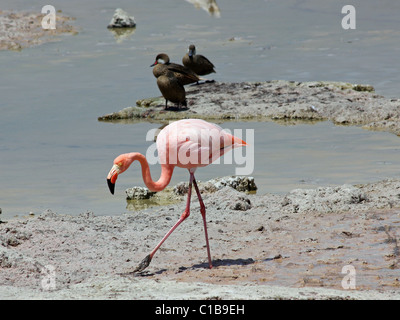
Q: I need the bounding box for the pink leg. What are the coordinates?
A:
[193,177,213,269]
[133,173,194,273]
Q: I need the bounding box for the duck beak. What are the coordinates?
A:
[232,135,248,147]
[188,49,194,57]
[150,61,157,67]
[106,164,120,195]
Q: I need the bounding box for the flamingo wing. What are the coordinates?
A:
[157,119,246,168]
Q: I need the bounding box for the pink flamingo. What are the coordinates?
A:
[106,119,247,272]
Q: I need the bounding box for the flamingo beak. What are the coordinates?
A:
[106,164,120,195]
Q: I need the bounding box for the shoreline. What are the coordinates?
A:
[98,80,400,136]
[1,178,400,299]
[0,10,77,51]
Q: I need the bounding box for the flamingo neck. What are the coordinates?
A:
[128,153,174,192]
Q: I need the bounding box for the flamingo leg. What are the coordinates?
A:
[193,177,213,269]
[133,173,194,273]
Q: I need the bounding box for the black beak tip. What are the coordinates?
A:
[107,178,115,195]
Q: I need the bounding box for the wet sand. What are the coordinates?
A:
[1,179,400,299]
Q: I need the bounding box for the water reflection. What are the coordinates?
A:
[126,189,182,211]
[185,0,221,17]
[108,27,136,43]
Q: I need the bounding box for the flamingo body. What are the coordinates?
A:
[156,119,244,170]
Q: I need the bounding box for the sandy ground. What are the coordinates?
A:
[0,10,77,51]
[1,179,400,299]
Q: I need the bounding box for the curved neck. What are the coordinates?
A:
[128,153,174,192]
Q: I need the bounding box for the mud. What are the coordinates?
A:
[1,179,400,299]
[0,10,77,51]
[98,81,400,136]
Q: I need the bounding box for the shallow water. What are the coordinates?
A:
[1,0,400,219]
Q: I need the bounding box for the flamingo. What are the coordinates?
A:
[106,119,247,272]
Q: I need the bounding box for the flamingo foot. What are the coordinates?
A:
[133,254,152,273]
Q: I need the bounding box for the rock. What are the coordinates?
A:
[209,176,258,192]
[281,184,368,214]
[352,84,375,92]
[174,180,217,195]
[173,176,257,195]
[100,81,398,134]
[100,81,400,137]
[228,195,252,211]
[136,97,164,108]
[0,10,77,51]
[38,209,58,220]
[207,187,252,211]
[79,211,95,219]
[0,227,32,247]
[107,8,136,28]
[126,187,156,200]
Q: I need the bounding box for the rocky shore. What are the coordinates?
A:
[1,177,400,299]
[0,10,77,51]
[98,80,400,136]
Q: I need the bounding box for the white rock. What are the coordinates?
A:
[107,8,136,28]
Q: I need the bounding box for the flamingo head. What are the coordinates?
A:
[106,154,131,194]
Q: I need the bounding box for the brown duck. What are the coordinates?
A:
[155,69,187,110]
[150,53,200,85]
[182,44,216,76]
